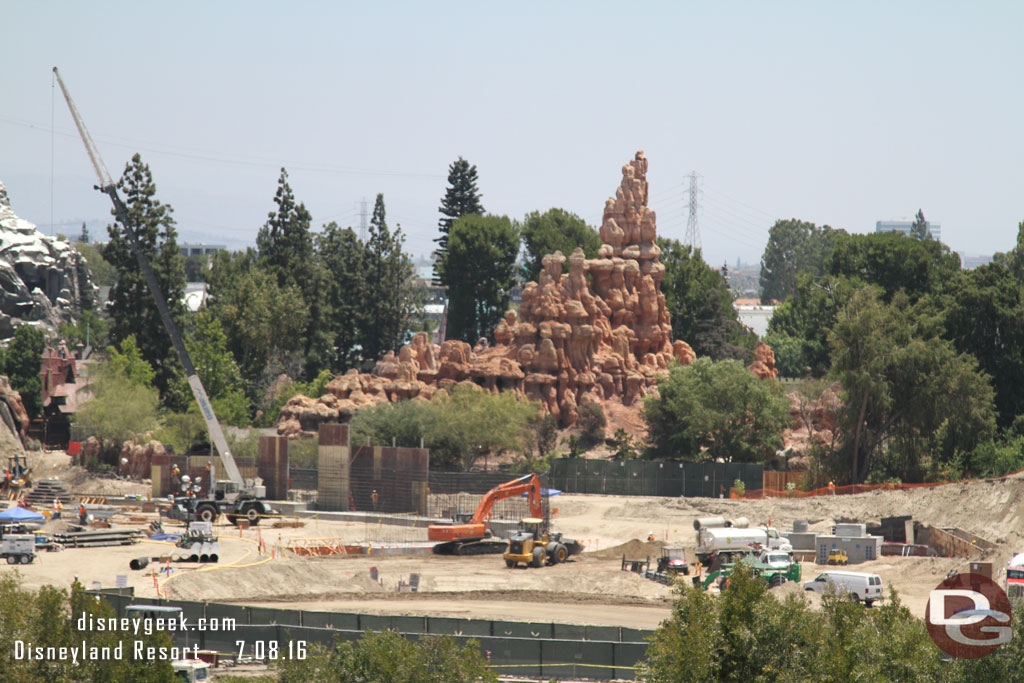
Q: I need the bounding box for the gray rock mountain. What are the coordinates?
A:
[0,182,95,339]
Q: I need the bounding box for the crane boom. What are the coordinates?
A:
[52,67,243,486]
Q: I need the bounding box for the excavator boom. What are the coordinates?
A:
[428,474,544,554]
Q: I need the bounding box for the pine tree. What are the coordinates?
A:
[256,168,315,291]
[78,222,89,244]
[360,194,423,361]
[102,153,187,404]
[433,157,484,285]
[316,223,370,370]
[911,209,929,240]
[255,169,329,378]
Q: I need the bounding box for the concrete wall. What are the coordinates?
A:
[257,436,289,500]
[815,534,882,564]
[317,424,351,510]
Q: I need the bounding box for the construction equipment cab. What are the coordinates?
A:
[428,473,544,555]
[502,518,583,568]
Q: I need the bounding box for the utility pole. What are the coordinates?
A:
[685,171,702,250]
[358,197,368,241]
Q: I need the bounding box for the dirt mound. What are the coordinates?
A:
[588,538,665,560]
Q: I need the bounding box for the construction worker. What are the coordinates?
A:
[78,503,87,525]
[828,480,836,496]
[371,489,379,511]
[647,531,656,542]
[2,470,10,490]
[57,499,63,519]
[52,498,61,519]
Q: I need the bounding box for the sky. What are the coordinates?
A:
[4,2,1023,268]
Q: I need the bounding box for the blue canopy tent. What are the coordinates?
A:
[0,506,46,523]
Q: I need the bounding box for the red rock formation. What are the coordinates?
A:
[747,341,779,380]
[277,151,774,436]
[117,439,166,479]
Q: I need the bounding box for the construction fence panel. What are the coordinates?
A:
[357,614,397,632]
[492,619,553,639]
[174,599,207,624]
[488,636,543,678]
[541,639,616,680]
[392,615,427,634]
[620,627,654,643]
[552,623,587,640]
[98,593,132,618]
[203,602,249,626]
[248,606,301,626]
[614,641,648,679]
[586,625,622,642]
[300,610,358,630]
[279,625,342,648]
[425,616,460,635]
[546,459,763,499]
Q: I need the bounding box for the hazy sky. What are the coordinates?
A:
[4,2,1022,267]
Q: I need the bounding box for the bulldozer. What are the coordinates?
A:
[503,517,584,568]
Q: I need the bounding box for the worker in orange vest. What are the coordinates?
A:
[78,503,87,525]
[371,489,379,511]
[52,498,61,519]
[828,481,836,496]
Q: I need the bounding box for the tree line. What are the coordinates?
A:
[746,214,1024,484]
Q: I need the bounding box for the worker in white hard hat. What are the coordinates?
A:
[647,531,656,542]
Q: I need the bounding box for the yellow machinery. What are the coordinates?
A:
[503,518,584,568]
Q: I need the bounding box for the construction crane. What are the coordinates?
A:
[52,67,273,525]
[428,473,545,555]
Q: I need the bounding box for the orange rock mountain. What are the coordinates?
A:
[278,151,776,437]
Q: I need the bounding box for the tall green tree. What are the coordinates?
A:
[765,273,860,378]
[829,288,996,483]
[520,208,601,281]
[359,194,423,361]
[941,263,1024,428]
[433,156,484,285]
[5,325,46,418]
[644,358,790,462]
[911,208,930,239]
[256,168,314,292]
[254,168,328,377]
[992,220,1024,283]
[316,222,370,370]
[826,230,960,303]
[658,238,755,361]
[443,214,520,343]
[74,337,161,454]
[758,219,842,304]
[205,251,309,410]
[102,153,187,403]
[184,310,249,426]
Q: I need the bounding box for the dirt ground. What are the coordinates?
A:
[6,451,1024,632]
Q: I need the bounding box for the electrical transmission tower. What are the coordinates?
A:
[358,197,368,240]
[685,171,702,250]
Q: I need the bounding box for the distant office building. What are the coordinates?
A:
[875,218,941,241]
[958,252,994,270]
[179,242,225,257]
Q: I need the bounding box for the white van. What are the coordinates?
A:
[803,571,884,606]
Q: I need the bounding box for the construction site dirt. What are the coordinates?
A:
[10,456,1024,635]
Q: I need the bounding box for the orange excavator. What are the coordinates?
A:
[428,473,544,555]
